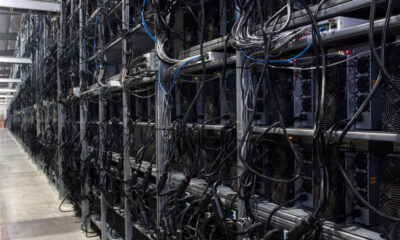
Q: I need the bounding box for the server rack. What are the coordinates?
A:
[5,0,400,239]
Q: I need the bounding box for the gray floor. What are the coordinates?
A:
[0,128,97,240]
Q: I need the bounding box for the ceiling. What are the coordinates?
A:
[0,14,20,116]
[0,1,60,117]
[0,14,21,87]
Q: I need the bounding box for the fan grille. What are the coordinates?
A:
[383,88,400,132]
[384,46,400,132]
[381,156,400,239]
[313,157,339,219]
[387,48,400,88]
[271,177,289,204]
[382,158,400,199]
[381,199,400,239]
[321,92,337,131]
[313,185,337,219]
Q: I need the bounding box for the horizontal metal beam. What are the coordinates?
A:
[0,95,13,98]
[252,126,400,143]
[0,79,21,83]
[0,33,17,41]
[0,89,16,93]
[0,56,31,64]
[0,0,60,13]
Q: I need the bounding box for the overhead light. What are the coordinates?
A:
[0,95,13,98]
[0,89,16,93]
[0,56,32,64]
[0,79,21,83]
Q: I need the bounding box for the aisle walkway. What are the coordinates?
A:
[0,128,95,240]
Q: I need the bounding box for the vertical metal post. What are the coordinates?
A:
[43,16,47,59]
[79,0,90,230]
[70,0,76,84]
[99,95,107,240]
[43,17,49,146]
[39,16,45,148]
[153,6,170,236]
[98,1,108,238]
[45,101,50,178]
[155,64,170,236]
[35,18,41,169]
[236,51,246,220]
[122,0,132,239]
[35,50,40,140]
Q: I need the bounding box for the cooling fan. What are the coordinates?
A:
[381,199,400,239]
[381,156,400,239]
[383,88,400,132]
[383,47,400,132]
[321,54,347,131]
[313,175,337,219]
[321,92,337,131]
[381,157,400,200]
[387,47,400,88]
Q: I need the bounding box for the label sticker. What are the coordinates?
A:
[371,177,376,184]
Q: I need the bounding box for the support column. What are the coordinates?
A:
[57,0,66,195]
[97,1,108,238]
[236,51,247,221]
[121,0,132,239]
[34,18,41,169]
[79,0,90,230]
[35,50,40,141]
[99,96,107,240]
[155,64,171,237]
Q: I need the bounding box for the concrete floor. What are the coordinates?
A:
[0,128,98,240]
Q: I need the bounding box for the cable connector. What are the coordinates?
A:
[131,171,138,185]
[142,167,152,188]
[176,229,183,240]
[193,192,212,216]
[157,171,168,193]
[213,195,225,222]
[175,178,190,198]
[287,215,316,240]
